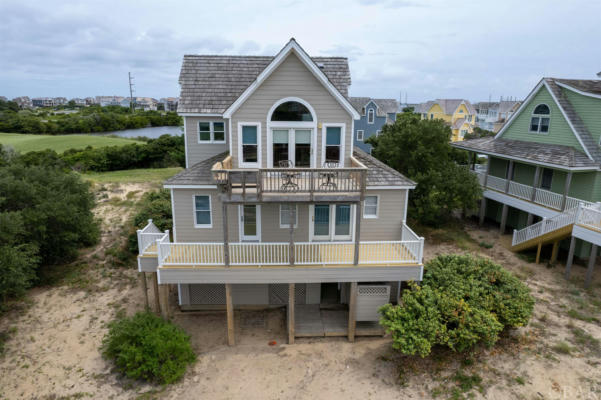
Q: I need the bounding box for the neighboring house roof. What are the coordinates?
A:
[178,48,352,114]
[498,100,521,114]
[452,118,466,129]
[554,79,601,96]
[414,99,476,115]
[349,97,399,117]
[452,137,599,170]
[413,101,434,114]
[164,149,416,187]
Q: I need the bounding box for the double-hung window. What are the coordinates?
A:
[363,196,378,218]
[239,123,260,167]
[357,130,364,141]
[324,126,342,164]
[194,195,212,228]
[279,205,298,228]
[368,109,375,124]
[198,121,225,143]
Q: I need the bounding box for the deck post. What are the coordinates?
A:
[561,171,573,211]
[159,284,169,319]
[535,242,542,264]
[354,201,362,265]
[152,272,161,314]
[348,282,357,342]
[500,204,509,234]
[565,236,577,279]
[550,240,560,264]
[225,283,235,346]
[526,213,534,226]
[531,166,541,202]
[288,283,295,344]
[585,245,598,288]
[141,271,149,310]
[504,160,514,193]
[289,204,295,266]
[222,202,229,266]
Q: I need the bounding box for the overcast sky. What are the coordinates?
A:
[1,0,599,103]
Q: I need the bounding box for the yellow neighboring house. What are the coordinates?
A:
[415,99,476,141]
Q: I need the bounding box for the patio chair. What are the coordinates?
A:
[279,160,299,192]
[319,161,339,190]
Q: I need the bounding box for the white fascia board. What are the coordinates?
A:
[163,184,218,189]
[555,81,601,100]
[223,40,360,120]
[178,112,224,117]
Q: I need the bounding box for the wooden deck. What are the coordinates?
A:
[295,305,384,337]
[152,242,421,268]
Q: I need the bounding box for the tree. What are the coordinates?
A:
[464,126,495,140]
[366,111,481,225]
[380,254,534,357]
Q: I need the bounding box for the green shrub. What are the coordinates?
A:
[380,254,534,357]
[102,311,195,384]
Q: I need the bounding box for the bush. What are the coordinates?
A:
[102,311,196,384]
[127,190,172,253]
[380,254,534,357]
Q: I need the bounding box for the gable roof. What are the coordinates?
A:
[177,39,357,118]
[414,99,475,115]
[452,137,598,170]
[554,79,601,97]
[349,97,399,117]
[495,77,601,163]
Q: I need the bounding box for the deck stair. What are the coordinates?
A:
[511,203,601,253]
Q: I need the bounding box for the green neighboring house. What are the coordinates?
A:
[452,77,601,286]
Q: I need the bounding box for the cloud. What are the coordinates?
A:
[357,0,425,8]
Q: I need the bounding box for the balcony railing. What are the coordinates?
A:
[211,156,368,201]
[149,223,424,268]
[473,170,594,211]
[136,219,168,255]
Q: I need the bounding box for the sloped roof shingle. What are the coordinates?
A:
[349,97,399,117]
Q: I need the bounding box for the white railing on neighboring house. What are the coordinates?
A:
[472,170,595,212]
[577,204,601,233]
[156,223,424,267]
[511,203,601,246]
[136,219,168,255]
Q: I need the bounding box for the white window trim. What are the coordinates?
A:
[237,122,262,168]
[308,204,356,242]
[193,195,212,228]
[356,130,364,141]
[376,130,382,137]
[363,195,379,219]
[321,123,345,167]
[197,121,226,144]
[367,108,375,124]
[528,103,551,135]
[279,204,298,228]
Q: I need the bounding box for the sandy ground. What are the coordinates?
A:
[1,184,600,399]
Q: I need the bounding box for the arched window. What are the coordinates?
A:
[271,101,313,121]
[530,104,550,133]
[368,108,375,124]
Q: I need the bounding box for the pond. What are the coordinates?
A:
[94,125,183,139]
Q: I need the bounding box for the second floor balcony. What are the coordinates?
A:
[211,155,368,203]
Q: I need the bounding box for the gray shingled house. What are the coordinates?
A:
[136,39,424,345]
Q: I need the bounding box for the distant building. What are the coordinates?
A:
[70,98,87,106]
[32,97,55,107]
[95,96,125,107]
[0,96,7,102]
[134,97,158,111]
[349,97,399,153]
[54,97,68,106]
[12,96,32,108]
[414,99,476,141]
[474,100,521,132]
[85,97,96,106]
[160,97,179,111]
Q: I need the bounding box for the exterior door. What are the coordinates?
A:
[310,204,353,241]
[333,204,352,240]
[271,128,313,167]
[240,205,260,241]
[312,204,331,241]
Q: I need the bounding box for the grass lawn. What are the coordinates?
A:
[81,167,183,184]
[0,132,144,153]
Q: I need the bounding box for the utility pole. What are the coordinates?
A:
[128,72,135,113]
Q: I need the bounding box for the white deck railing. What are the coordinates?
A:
[511,207,578,246]
[137,219,168,255]
[577,205,601,232]
[156,223,424,267]
[473,170,594,211]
